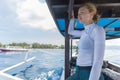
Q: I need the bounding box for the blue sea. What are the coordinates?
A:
[0,47,120,80]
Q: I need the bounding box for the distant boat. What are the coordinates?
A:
[0,46,28,52]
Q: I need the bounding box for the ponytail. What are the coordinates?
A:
[93,13,100,23]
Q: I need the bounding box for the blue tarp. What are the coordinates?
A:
[57,18,120,39]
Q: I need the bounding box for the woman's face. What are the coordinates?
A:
[78,6,93,25]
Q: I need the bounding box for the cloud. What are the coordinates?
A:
[0,0,64,45]
[16,0,56,30]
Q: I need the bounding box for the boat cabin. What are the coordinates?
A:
[46,0,120,80]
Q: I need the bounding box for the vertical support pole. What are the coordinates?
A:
[70,39,73,60]
[65,0,74,79]
[65,17,70,79]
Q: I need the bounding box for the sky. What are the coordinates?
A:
[0,0,120,46]
[0,0,64,45]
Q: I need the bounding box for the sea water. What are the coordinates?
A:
[0,49,64,80]
[0,47,120,80]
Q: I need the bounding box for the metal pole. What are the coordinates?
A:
[65,18,70,79]
[65,0,74,79]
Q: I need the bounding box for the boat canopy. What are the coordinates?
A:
[46,0,120,40]
[46,0,120,79]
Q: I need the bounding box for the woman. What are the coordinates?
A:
[67,3,105,80]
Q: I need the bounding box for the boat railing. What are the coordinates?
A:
[0,71,23,80]
[69,56,120,80]
[102,61,120,80]
[0,49,36,80]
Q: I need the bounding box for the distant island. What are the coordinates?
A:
[0,42,76,49]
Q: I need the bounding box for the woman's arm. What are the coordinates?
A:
[68,19,84,37]
[89,27,105,80]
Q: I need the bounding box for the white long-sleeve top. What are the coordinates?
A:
[68,19,105,80]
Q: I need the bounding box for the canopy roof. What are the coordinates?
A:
[46,0,120,40]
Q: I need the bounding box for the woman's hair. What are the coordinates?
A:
[79,3,100,23]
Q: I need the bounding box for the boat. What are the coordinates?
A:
[0,46,28,52]
[46,0,120,80]
[0,0,120,80]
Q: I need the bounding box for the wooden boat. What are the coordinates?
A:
[46,0,120,80]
